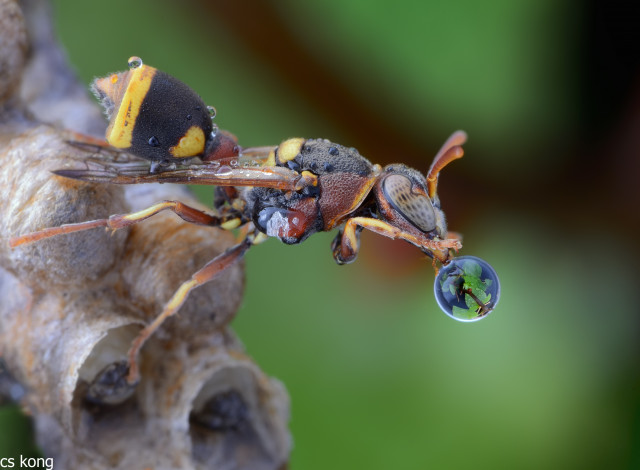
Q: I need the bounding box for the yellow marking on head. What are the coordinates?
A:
[106,65,156,149]
[276,138,305,164]
[170,125,206,158]
[220,218,241,230]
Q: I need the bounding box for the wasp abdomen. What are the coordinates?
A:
[92,61,212,163]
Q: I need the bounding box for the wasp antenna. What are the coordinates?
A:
[426,131,467,198]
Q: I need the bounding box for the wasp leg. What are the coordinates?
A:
[331,226,363,265]
[107,201,224,229]
[64,131,134,161]
[126,237,253,384]
[65,132,113,149]
[9,201,243,248]
[332,217,462,265]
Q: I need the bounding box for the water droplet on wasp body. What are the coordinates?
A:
[207,105,217,118]
[127,56,143,69]
[216,165,233,177]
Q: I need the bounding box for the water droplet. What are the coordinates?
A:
[230,159,239,168]
[434,256,500,322]
[207,106,217,118]
[209,161,221,169]
[127,56,143,69]
[216,165,233,176]
[210,123,219,139]
[148,136,159,147]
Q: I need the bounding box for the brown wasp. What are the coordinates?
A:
[10,58,471,384]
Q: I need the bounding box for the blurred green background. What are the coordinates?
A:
[2,0,639,468]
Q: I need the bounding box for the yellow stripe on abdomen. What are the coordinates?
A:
[106,65,156,149]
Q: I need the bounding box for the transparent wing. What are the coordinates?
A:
[54,150,302,191]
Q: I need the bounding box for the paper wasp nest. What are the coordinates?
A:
[0,1,291,468]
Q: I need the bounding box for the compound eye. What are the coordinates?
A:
[383,174,436,232]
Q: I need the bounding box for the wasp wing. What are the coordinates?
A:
[53,159,302,191]
[236,145,277,167]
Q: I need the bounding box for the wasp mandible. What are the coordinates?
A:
[10,57,499,384]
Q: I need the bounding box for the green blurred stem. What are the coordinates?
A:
[464,288,489,316]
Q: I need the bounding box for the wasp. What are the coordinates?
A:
[10,57,467,384]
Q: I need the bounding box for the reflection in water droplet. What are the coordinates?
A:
[210,123,219,139]
[434,255,500,322]
[230,159,239,168]
[207,106,217,118]
[127,56,143,69]
[216,165,232,176]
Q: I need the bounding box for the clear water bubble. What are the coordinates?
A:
[207,105,217,118]
[434,256,500,322]
[230,159,239,168]
[127,56,143,69]
[210,123,219,139]
[216,165,233,177]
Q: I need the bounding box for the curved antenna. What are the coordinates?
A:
[426,130,467,198]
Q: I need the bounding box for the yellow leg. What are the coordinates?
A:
[10,200,231,248]
[126,237,252,383]
[333,216,461,265]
